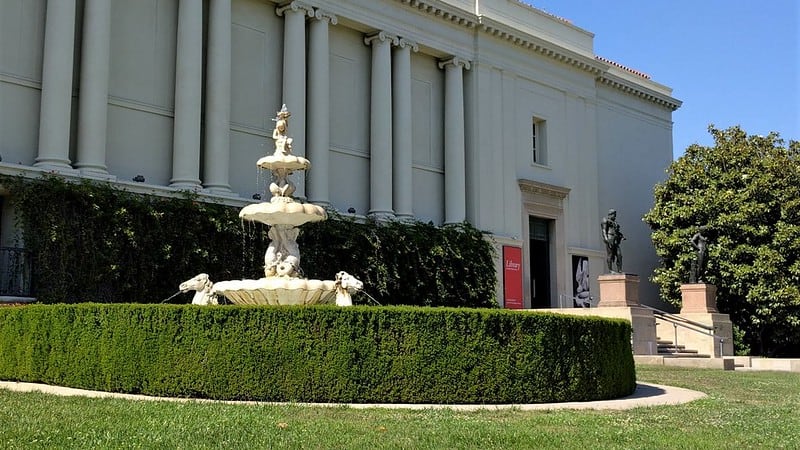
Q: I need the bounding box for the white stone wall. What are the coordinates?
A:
[229,0,284,197]
[596,83,675,306]
[328,24,371,215]
[0,0,680,308]
[0,0,47,166]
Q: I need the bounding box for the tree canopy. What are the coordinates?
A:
[644,126,800,356]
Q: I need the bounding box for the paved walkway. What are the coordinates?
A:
[0,381,705,411]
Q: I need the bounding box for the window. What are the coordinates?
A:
[531,117,547,165]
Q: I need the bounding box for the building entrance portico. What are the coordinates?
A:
[519,180,569,309]
[528,216,552,308]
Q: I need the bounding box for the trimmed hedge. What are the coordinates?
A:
[0,304,635,403]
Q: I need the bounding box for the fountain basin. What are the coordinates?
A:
[257,154,310,171]
[213,277,336,305]
[239,202,327,227]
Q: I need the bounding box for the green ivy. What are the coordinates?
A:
[1,174,496,307]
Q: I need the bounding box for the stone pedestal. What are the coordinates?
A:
[597,273,640,307]
[668,283,732,356]
[680,283,718,313]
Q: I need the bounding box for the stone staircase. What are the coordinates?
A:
[656,338,710,358]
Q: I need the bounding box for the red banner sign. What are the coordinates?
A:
[503,246,523,309]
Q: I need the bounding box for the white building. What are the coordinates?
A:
[0,0,680,307]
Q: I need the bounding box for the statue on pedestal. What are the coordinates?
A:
[601,209,625,273]
[689,226,709,283]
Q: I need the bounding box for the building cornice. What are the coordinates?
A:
[397,0,479,27]
[476,15,605,76]
[392,0,681,110]
[518,179,570,199]
[597,72,682,111]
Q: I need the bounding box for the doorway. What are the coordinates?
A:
[529,216,551,308]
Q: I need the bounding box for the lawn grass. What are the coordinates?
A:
[1,365,798,449]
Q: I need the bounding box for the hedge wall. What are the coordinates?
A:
[2,174,496,307]
[0,304,635,404]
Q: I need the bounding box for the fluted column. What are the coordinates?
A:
[75,0,111,176]
[392,38,418,220]
[276,1,313,199]
[439,57,470,224]
[170,0,203,189]
[35,0,77,170]
[365,32,397,219]
[203,0,232,193]
[306,9,337,207]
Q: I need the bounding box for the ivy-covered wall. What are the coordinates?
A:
[1,175,497,307]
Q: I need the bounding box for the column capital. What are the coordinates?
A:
[395,37,419,52]
[438,56,471,71]
[313,9,338,25]
[364,31,399,47]
[276,1,314,18]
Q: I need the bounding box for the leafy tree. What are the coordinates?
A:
[644,126,800,356]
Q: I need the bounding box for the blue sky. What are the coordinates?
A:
[527,0,799,159]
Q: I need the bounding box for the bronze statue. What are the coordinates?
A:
[689,226,709,283]
[601,209,625,273]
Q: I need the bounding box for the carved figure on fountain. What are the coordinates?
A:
[256,104,310,171]
[179,273,219,305]
[265,225,301,278]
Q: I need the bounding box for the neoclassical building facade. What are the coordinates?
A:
[0,0,680,307]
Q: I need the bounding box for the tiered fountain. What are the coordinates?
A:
[210,105,361,306]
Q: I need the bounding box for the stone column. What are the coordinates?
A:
[170,0,203,189]
[306,9,336,207]
[392,38,418,220]
[439,57,470,224]
[75,0,111,176]
[276,1,313,199]
[203,0,233,194]
[365,32,397,219]
[35,0,77,170]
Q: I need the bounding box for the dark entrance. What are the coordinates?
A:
[529,216,551,308]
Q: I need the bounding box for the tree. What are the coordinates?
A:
[644,126,800,356]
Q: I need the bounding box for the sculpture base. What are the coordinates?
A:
[597,273,640,307]
[680,283,718,313]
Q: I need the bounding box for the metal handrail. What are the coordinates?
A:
[641,304,726,357]
[641,304,714,331]
[0,247,33,297]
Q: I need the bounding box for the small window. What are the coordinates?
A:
[532,117,547,165]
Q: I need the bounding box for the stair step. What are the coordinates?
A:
[660,347,697,353]
[661,353,712,358]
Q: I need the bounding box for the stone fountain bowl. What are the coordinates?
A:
[212,277,336,306]
[257,154,310,171]
[239,201,327,227]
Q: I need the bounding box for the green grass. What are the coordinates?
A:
[1,365,799,449]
